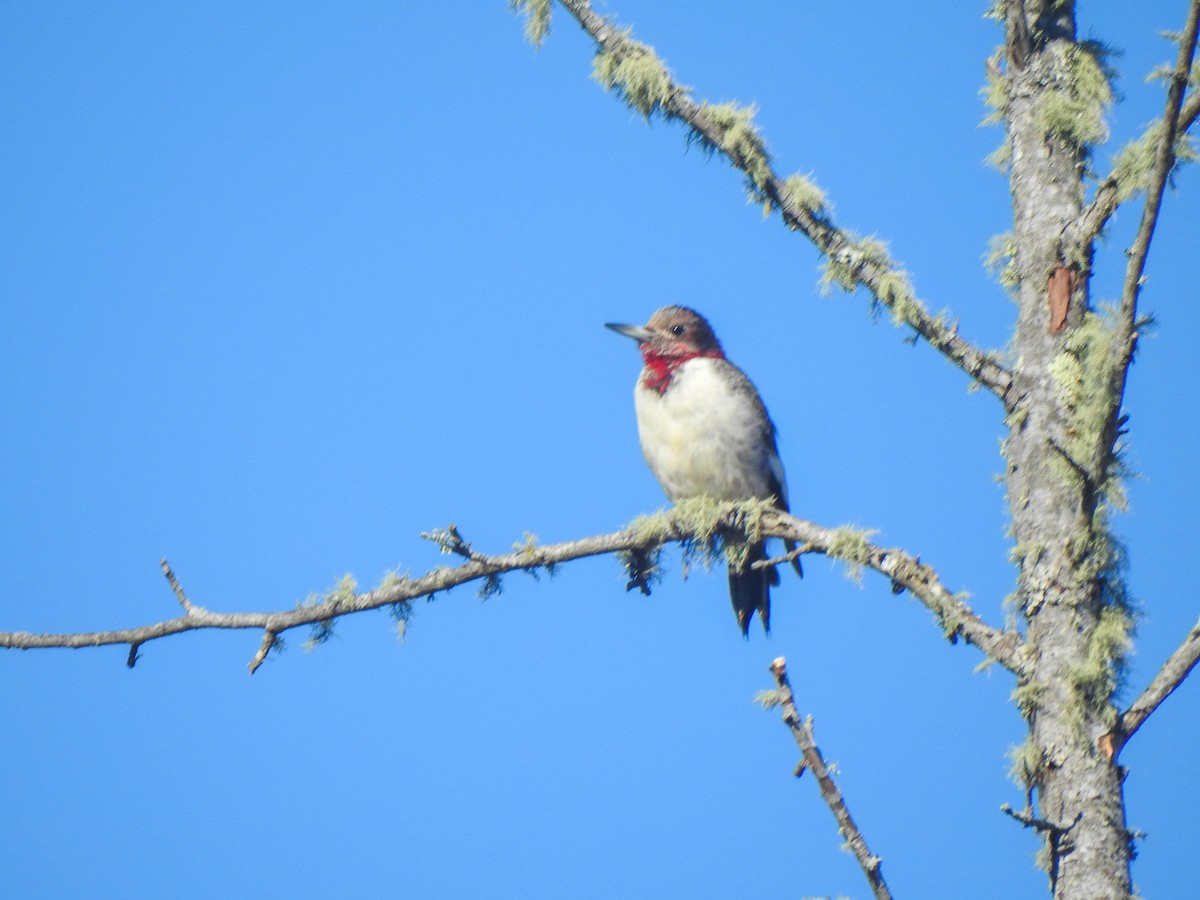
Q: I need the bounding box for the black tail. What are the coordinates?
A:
[785,539,804,579]
[728,542,780,636]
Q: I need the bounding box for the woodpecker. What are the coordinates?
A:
[606,306,801,635]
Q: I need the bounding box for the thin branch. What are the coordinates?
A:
[1077,82,1200,248]
[1093,1,1200,489]
[1105,617,1200,757]
[0,505,1026,675]
[752,542,813,570]
[767,658,893,900]
[1119,1,1199,324]
[248,630,279,675]
[554,0,1014,404]
[761,509,1027,672]
[419,523,488,562]
[1000,804,1083,895]
[160,558,202,614]
[1004,0,1033,69]
[1000,803,1083,835]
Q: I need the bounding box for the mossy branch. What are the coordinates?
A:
[1076,90,1200,250]
[1082,3,1200,542]
[541,0,1013,404]
[509,0,553,48]
[0,507,1026,676]
[1075,4,1200,250]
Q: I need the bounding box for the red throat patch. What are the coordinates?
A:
[640,346,724,395]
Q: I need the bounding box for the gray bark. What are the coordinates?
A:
[1003,2,1131,896]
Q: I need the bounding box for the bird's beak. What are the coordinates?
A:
[605,322,654,342]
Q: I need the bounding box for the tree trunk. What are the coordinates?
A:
[1004,2,1132,896]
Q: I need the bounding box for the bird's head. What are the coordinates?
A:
[605,306,726,395]
[605,305,724,363]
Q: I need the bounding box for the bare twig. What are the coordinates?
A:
[160,558,202,614]
[767,658,892,900]
[248,630,279,675]
[1000,803,1083,835]
[0,505,1025,675]
[553,0,1013,404]
[1105,617,1200,757]
[1001,804,1083,895]
[752,542,813,570]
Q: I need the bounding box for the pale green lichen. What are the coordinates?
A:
[1065,603,1134,733]
[820,235,928,332]
[818,234,893,297]
[301,573,358,651]
[985,139,1013,173]
[878,270,920,328]
[1007,736,1046,790]
[378,569,414,638]
[671,495,772,572]
[1046,310,1137,718]
[1006,404,1030,432]
[697,101,774,202]
[1048,310,1119,472]
[1038,43,1115,152]
[753,688,784,710]
[779,172,828,219]
[592,31,674,120]
[935,596,972,642]
[329,573,357,607]
[379,569,405,590]
[622,497,776,587]
[1111,122,1200,202]
[509,0,552,49]
[513,531,539,554]
[979,49,1013,171]
[826,526,877,585]
[1008,541,1045,570]
[985,233,1020,292]
[1011,679,1044,721]
[626,507,681,545]
[980,53,1009,127]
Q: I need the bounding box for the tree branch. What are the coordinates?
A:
[1000,804,1083,896]
[1076,90,1200,248]
[1004,0,1033,69]
[1090,1,1200,490]
[1077,67,1200,250]
[760,509,1027,673]
[764,657,893,900]
[551,0,1014,404]
[1118,1,1199,323]
[1105,617,1200,757]
[160,558,203,614]
[0,503,1026,675]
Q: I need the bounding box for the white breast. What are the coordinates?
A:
[633,358,779,503]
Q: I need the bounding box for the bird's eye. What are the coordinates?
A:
[669,324,686,336]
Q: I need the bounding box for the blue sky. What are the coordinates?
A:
[2,2,1197,897]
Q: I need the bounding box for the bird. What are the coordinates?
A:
[606,305,801,635]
